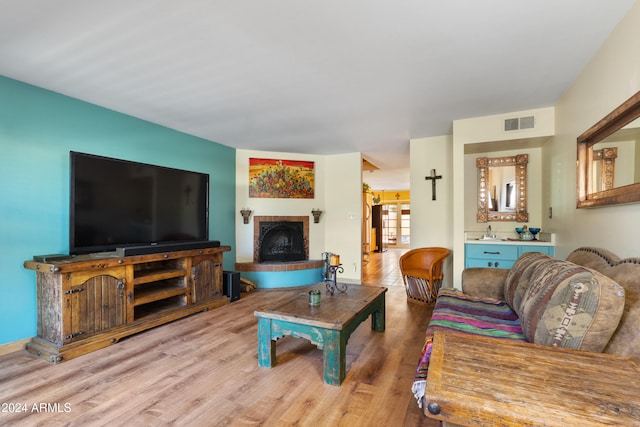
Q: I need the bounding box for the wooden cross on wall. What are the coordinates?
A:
[425,169,443,201]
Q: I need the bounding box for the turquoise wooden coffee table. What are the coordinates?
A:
[254,283,387,386]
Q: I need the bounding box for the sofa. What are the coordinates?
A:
[412,247,640,409]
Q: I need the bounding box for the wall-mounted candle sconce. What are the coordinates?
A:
[240,208,253,224]
[311,208,323,223]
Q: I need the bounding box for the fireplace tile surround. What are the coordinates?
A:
[252,215,309,263]
[253,216,309,263]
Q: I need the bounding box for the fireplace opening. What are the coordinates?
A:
[258,221,306,262]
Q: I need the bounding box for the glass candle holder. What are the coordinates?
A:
[309,289,321,306]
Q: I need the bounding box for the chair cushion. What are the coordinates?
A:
[518,258,626,352]
[504,251,551,315]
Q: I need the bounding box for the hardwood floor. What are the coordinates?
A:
[0,249,438,427]
[362,248,407,288]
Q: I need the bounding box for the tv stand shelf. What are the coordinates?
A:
[134,283,186,306]
[134,268,186,285]
[24,245,231,363]
[134,297,190,322]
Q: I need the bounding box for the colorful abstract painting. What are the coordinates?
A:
[249,158,315,198]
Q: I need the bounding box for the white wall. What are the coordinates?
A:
[409,135,454,288]
[454,107,555,145]
[324,152,364,283]
[548,1,640,260]
[235,149,362,282]
[235,149,327,263]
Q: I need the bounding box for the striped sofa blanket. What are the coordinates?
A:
[411,288,526,407]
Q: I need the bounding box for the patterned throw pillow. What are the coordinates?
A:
[504,252,551,315]
[518,258,626,352]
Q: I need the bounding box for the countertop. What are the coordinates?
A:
[465,232,556,246]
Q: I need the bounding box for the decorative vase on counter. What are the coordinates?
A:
[519,225,533,241]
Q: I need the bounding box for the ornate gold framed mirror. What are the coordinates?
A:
[477,154,528,222]
[577,91,640,208]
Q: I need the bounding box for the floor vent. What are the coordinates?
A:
[504,115,535,131]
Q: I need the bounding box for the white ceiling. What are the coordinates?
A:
[0,1,635,189]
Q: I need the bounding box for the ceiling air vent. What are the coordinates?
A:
[504,115,535,131]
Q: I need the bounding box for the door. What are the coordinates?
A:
[65,267,127,343]
[191,255,223,303]
[380,201,411,249]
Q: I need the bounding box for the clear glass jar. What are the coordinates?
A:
[520,225,533,241]
[309,289,321,306]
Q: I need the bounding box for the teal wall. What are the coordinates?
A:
[0,76,236,345]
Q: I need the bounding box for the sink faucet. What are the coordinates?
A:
[486,225,495,239]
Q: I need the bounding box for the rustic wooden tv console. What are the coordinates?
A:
[23,246,231,363]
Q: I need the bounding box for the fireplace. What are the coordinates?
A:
[236,215,321,288]
[258,221,305,262]
[253,216,309,263]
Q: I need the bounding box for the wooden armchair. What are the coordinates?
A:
[399,247,451,304]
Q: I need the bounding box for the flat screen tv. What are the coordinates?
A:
[70,151,210,255]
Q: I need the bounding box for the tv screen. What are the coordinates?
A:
[70,151,209,255]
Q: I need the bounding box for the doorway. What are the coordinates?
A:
[379,201,410,249]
